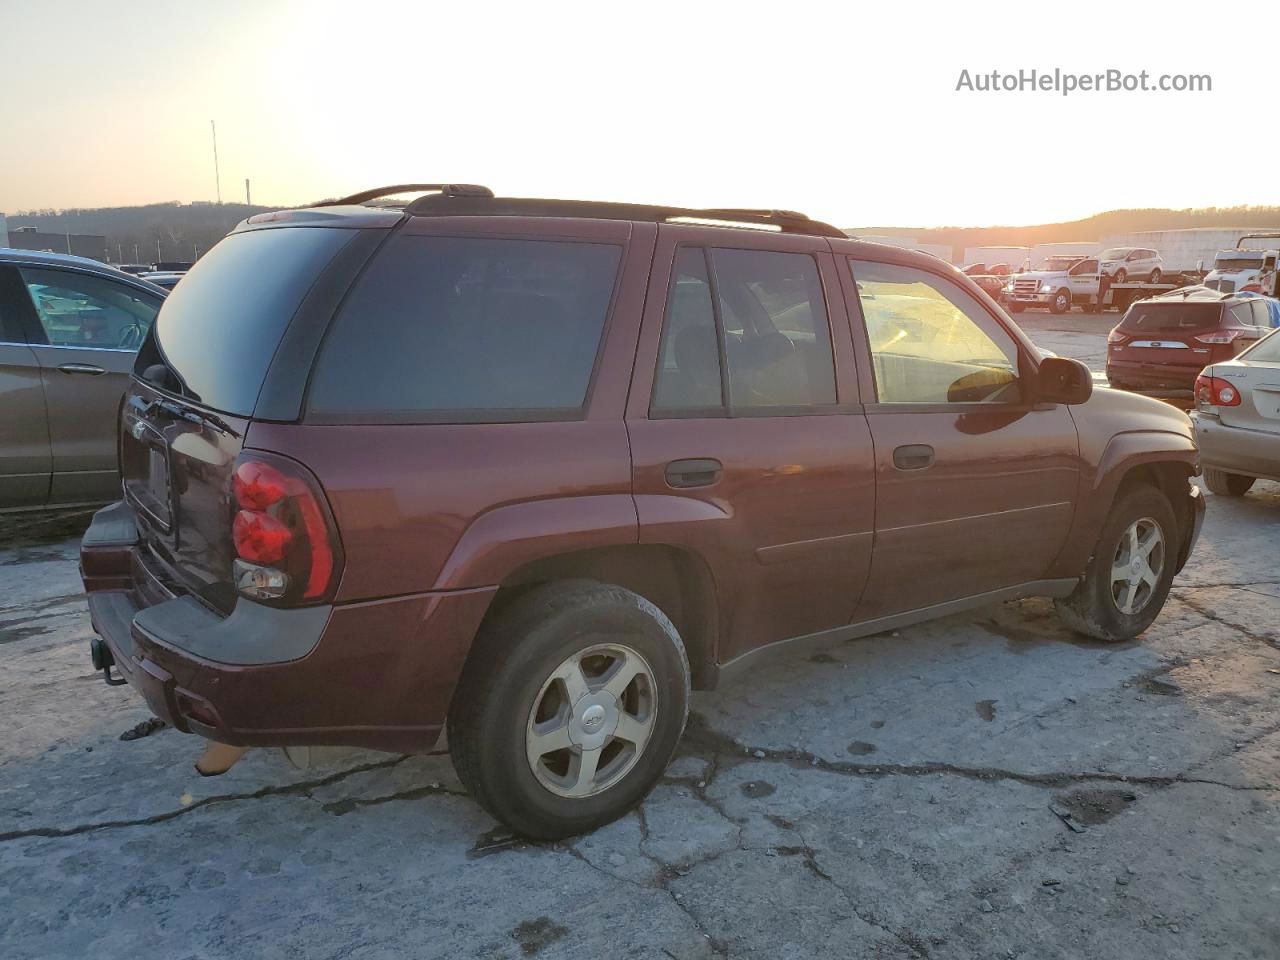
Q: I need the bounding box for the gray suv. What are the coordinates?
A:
[0,248,165,510]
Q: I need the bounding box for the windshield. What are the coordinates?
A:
[1120,302,1221,333]
[1214,256,1264,271]
[1043,257,1082,271]
[1100,248,1131,260]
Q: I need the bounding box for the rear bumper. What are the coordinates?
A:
[1105,359,1202,391]
[1192,414,1280,481]
[81,501,496,751]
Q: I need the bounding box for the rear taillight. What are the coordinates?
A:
[1194,373,1242,407]
[1107,329,1128,344]
[231,453,342,604]
[1194,330,1243,344]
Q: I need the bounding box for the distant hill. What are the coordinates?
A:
[2,202,277,263]
[846,206,1280,248]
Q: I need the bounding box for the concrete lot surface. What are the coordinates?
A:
[2,322,1278,960]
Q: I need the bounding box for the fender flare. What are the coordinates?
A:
[432,494,639,591]
[1050,430,1198,577]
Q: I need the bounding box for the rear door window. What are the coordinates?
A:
[306,236,621,422]
[649,247,837,415]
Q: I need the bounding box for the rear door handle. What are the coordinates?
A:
[665,458,722,489]
[57,363,107,376]
[892,444,934,471]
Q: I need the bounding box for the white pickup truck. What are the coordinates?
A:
[1002,256,1175,314]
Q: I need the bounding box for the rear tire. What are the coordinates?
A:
[448,580,690,840]
[1204,469,1255,497]
[1055,486,1178,642]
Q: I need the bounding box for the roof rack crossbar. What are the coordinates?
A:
[400,194,845,238]
[313,183,494,208]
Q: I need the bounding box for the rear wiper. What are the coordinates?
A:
[153,398,237,437]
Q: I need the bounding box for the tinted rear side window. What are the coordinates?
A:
[307,236,621,422]
[1120,302,1221,333]
[144,227,355,414]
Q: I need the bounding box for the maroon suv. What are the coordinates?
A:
[1106,286,1273,393]
[81,184,1204,838]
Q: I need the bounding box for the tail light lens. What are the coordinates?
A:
[1194,373,1242,407]
[1107,329,1128,344]
[1241,283,1262,293]
[230,452,342,605]
[1194,330,1242,344]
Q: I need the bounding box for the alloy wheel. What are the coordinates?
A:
[1110,517,1165,615]
[525,643,657,798]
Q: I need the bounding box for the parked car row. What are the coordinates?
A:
[77,184,1205,839]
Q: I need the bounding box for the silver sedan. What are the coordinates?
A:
[1192,328,1280,495]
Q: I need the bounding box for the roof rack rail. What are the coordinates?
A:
[401,193,846,239]
[312,183,494,208]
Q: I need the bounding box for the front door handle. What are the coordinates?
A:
[57,363,107,376]
[892,444,934,471]
[665,458,722,489]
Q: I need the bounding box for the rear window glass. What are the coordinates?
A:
[143,227,354,414]
[1120,302,1221,333]
[306,236,621,422]
[1243,329,1280,363]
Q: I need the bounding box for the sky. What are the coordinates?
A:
[1,0,1275,228]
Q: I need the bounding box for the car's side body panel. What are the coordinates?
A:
[625,224,876,663]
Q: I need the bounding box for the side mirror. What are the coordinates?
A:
[1036,356,1092,405]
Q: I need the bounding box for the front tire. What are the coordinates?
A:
[1007,302,1026,314]
[1055,486,1178,641]
[1050,289,1071,314]
[1114,268,1128,283]
[448,580,690,839]
[1204,469,1255,497]
[1148,268,1162,284]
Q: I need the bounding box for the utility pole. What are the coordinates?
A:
[117,243,122,262]
[211,120,222,204]
[245,178,251,206]
[133,243,139,262]
[66,231,72,255]
[156,238,162,263]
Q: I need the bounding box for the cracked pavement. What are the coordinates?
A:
[3,327,1279,959]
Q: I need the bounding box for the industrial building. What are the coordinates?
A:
[0,217,106,260]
